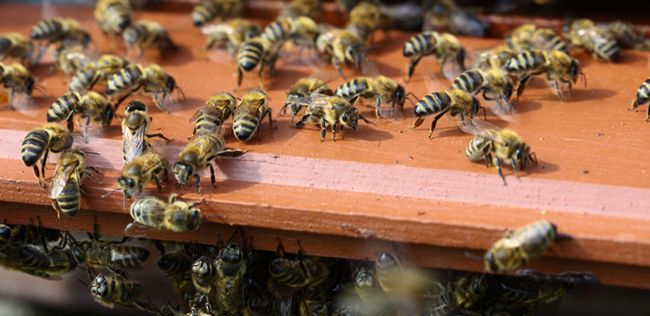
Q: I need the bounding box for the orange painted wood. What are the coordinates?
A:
[0,4,649,289]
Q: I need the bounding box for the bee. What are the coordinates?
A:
[0,62,35,109]
[90,272,156,312]
[30,17,91,49]
[70,54,130,94]
[451,68,513,108]
[155,242,197,308]
[280,77,332,123]
[121,100,171,163]
[129,194,202,232]
[123,20,177,58]
[447,272,487,310]
[280,0,320,19]
[54,44,93,76]
[411,88,481,139]
[15,243,78,279]
[504,49,582,100]
[232,89,273,141]
[425,0,487,37]
[347,2,385,43]
[236,37,274,87]
[484,220,558,273]
[21,123,73,182]
[629,77,650,121]
[316,29,366,78]
[202,18,260,57]
[269,16,319,50]
[214,243,247,314]
[506,23,568,53]
[374,252,403,293]
[191,92,237,136]
[118,151,168,199]
[192,0,244,28]
[466,128,537,184]
[49,150,91,218]
[474,45,517,70]
[47,91,115,140]
[334,75,407,119]
[402,31,466,81]
[294,95,373,142]
[606,21,650,50]
[191,255,217,295]
[94,0,133,36]
[0,33,35,65]
[565,19,620,61]
[107,63,181,112]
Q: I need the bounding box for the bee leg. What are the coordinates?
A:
[320,117,327,143]
[279,103,289,116]
[146,133,172,143]
[154,176,164,193]
[516,75,531,102]
[332,122,338,142]
[236,67,244,88]
[83,118,90,144]
[40,150,49,184]
[427,109,449,139]
[374,97,381,119]
[628,100,639,112]
[511,159,521,179]
[405,57,421,82]
[411,117,425,129]
[495,158,507,186]
[208,164,217,187]
[195,174,201,193]
[266,108,274,129]
[646,107,650,122]
[334,60,345,79]
[257,62,266,88]
[66,116,74,132]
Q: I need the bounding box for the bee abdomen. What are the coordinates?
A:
[107,65,142,95]
[232,114,260,141]
[21,129,49,166]
[70,68,97,93]
[47,94,78,122]
[55,180,80,217]
[194,113,222,136]
[30,19,63,40]
[452,70,484,93]
[192,0,219,27]
[335,79,369,100]
[403,32,434,57]
[505,51,545,72]
[109,246,149,268]
[595,39,620,61]
[414,92,451,117]
[262,19,289,44]
[237,41,264,72]
[548,35,567,52]
[635,78,650,105]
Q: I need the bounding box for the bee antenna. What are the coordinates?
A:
[176,85,187,101]
[100,188,120,199]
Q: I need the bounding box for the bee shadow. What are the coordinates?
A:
[531,158,559,175]
[510,99,543,114]
[537,88,617,103]
[157,44,195,67]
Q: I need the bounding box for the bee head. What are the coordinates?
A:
[187,209,202,231]
[375,252,398,269]
[126,100,147,113]
[165,76,176,93]
[354,268,375,289]
[393,84,406,108]
[191,256,212,276]
[0,224,11,242]
[90,274,109,298]
[173,162,193,185]
[503,82,513,100]
[117,176,138,198]
[340,108,359,131]
[569,59,581,83]
[268,258,289,277]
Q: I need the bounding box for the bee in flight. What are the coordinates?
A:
[451,68,513,110]
[107,63,182,112]
[30,17,91,50]
[280,77,333,123]
[69,54,130,94]
[316,28,366,78]
[90,272,156,313]
[412,88,482,139]
[564,19,620,61]
[129,194,202,233]
[46,91,115,141]
[334,75,409,119]
[50,149,97,218]
[0,62,36,109]
[466,128,537,185]
[484,220,559,273]
[117,151,168,199]
[202,18,260,58]
[121,100,171,163]
[0,33,37,65]
[402,31,466,81]
[123,20,177,58]
[629,77,650,121]
[191,92,238,136]
[232,89,273,142]
[294,95,373,142]
[21,123,73,183]
[192,0,244,27]
[506,23,568,53]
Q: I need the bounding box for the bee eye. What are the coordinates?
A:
[127,178,135,188]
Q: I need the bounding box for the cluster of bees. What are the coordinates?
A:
[0,220,597,315]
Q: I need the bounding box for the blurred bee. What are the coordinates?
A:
[473,45,517,70]
[504,49,583,101]
[94,0,133,37]
[374,252,403,293]
[264,16,318,50]
[316,29,366,78]
[191,92,237,136]
[280,77,333,123]
[46,91,115,140]
[50,150,91,218]
[484,220,559,273]
[236,37,274,87]
[0,33,35,65]
[174,133,246,192]
[347,2,386,43]
[202,18,260,58]
[425,0,487,37]
[90,272,156,313]
[334,75,407,119]
[280,0,320,19]
[53,44,93,76]
[412,88,481,139]
[20,123,73,182]
[447,272,487,310]
[402,31,466,81]
[123,20,177,58]
[70,54,130,94]
[129,194,202,232]
[629,77,650,121]
[294,95,373,142]
[191,255,217,295]
[452,68,513,109]
[466,128,537,184]
[107,63,181,112]
[155,242,196,307]
[30,17,91,49]
[14,243,78,279]
[192,0,244,28]
[121,100,171,163]
[118,151,168,199]
[0,62,36,109]
[214,243,247,314]
[507,23,568,53]
[606,21,650,50]
[232,89,272,141]
[565,19,620,61]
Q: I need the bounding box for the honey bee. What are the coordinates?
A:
[466,128,537,184]
[94,0,134,36]
[90,272,156,313]
[334,75,407,119]
[425,0,487,37]
[402,31,466,81]
[123,20,177,58]
[191,92,237,136]
[346,2,385,43]
[118,151,168,199]
[155,242,198,309]
[21,123,73,182]
[447,272,487,310]
[232,89,272,141]
[280,0,320,19]
[374,252,403,293]
[14,243,78,279]
[30,17,91,49]
[214,243,247,314]
[629,77,650,121]
[507,23,568,53]
[473,45,517,70]
[294,95,373,142]
[606,21,650,50]
[263,16,318,50]
[202,18,260,57]
[236,37,274,87]
[107,63,181,112]
[129,194,202,232]
[121,100,171,163]
[484,220,558,273]
[280,77,332,123]
[192,0,244,28]
[504,49,582,100]
[54,44,93,76]
[70,54,130,94]
[47,91,115,140]
[412,88,482,139]
[0,33,35,65]
[565,19,620,61]
[0,62,36,109]
[50,150,91,218]
[316,29,366,78]
[451,68,513,109]
[174,134,246,192]
[191,255,217,295]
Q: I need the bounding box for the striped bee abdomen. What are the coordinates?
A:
[261,19,290,44]
[194,108,224,136]
[192,0,219,27]
[465,131,496,162]
[232,112,260,141]
[452,70,484,93]
[414,92,452,117]
[70,67,98,93]
[107,65,142,95]
[335,78,370,100]
[547,35,567,52]
[505,50,546,73]
[108,246,150,268]
[403,32,434,57]
[54,179,80,217]
[47,93,79,122]
[594,37,620,61]
[21,129,49,166]
[30,18,63,40]
[237,40,264,72]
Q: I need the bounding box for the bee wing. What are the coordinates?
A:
[459,118,500,136]
[122,125,146,163]
[8,93,39,117]
[49,163,77,199]
[123,222,154,238]
[360,57,380,77]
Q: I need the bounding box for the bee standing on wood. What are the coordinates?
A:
[316,28,366,78]
[412,88,482,139]
[334,75,408,119]
[402,31,466,81]
[280,77,332,123]
[107,63,182,112]
[0,62,36,109]
[232,89,272,141]
[565,19,620,61]
[46,91,115,141]
[507,24,568,53]
[0,33,36,65]
[202,19,260,58]
[121,100,171,163]
[70,54,130,94]
[117,151,168,199]
[21,123,73,182]
[451,68,513,109]
[294,95,373,142]
[123,20,176,58]
[94,0,133,39]
[90,272,156,313]
[50,150,96,218]
[191,92,238,136]
[30,17,91,49]
[629,77,650,121]
[192,0,243,27]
